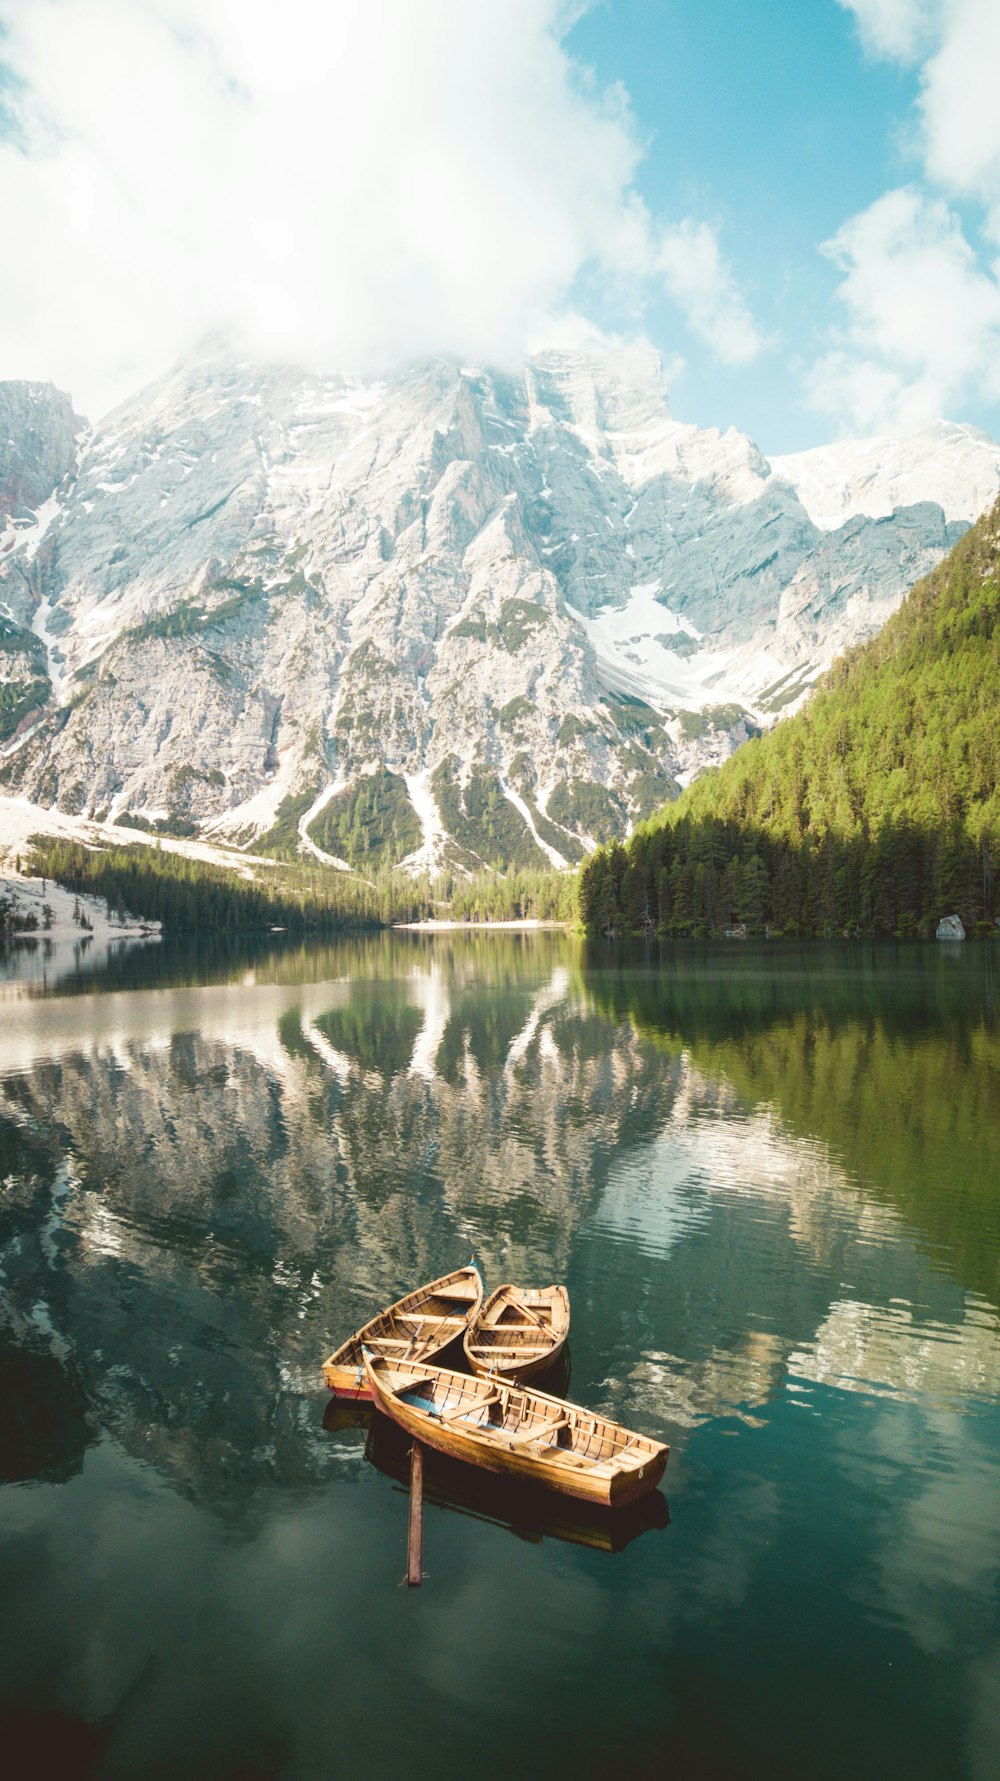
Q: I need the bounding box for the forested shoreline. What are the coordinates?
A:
[580,496,1000,939]
[23,839,576,934]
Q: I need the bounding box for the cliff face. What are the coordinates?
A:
[1,346,997,870]
[0,381,82,523]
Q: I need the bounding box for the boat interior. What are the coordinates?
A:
[465,1287,568,1368]
[373,1358,660,1470]
[330,1274,481,1369]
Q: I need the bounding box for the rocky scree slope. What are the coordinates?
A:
[1,342,998,873]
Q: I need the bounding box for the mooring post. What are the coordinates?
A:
[407,1441,424,1587]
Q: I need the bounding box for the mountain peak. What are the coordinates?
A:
[1,347,997,875]
[771,419,1000,531]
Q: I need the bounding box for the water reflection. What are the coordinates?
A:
[1,933,999,1779]
[789,1294,1000,1408]
[1,937,998,1502]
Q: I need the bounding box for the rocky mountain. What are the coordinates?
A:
[582,490,1000,938]
[1,341,998,872]
[0,381,82,523]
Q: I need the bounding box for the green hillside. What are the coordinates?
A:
[580,494,1000,938]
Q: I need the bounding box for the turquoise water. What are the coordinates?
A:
[1,932,998,1778]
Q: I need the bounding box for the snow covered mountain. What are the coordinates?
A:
[1,341,998,872]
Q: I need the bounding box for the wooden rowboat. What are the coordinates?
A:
[322,1266,483,1400]
[364,1352,668,1508]
[463,1282,570,1382]
[362,1411,669,1553]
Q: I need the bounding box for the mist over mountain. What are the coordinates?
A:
[2,342,998,873]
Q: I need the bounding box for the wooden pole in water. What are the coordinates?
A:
[407,1442,424,1587]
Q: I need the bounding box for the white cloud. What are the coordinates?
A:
[0,0,763,418]
[838,0,938,62]
[843,1,1000,230]
[915,1,1000,235]
[808,187,1000,430]
[656,220,765,366]
[817,2,1000,429]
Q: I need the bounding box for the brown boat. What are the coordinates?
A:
[361,1410,669,1553]
[463,1282,570,1383]
[322,1266,483,1400]
[364,1352,668,1508]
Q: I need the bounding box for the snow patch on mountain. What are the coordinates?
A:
[202,742,301,843]
[400,772,449,876]
[772,421,1000,531]
[568,584,721,712]
[1,348,997,872]
[500,779,569,870]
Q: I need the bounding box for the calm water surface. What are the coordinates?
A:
[1,932,998,1779]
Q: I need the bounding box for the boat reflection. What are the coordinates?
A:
[322,1397,669,1554]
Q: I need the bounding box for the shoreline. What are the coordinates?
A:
[393,918,567,932]
[0,870,160,948]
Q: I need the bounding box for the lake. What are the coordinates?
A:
[1,931,998,1780]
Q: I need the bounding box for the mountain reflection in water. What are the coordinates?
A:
[1,933,998,1781]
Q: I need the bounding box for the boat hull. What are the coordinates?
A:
[322,1361,375,1402]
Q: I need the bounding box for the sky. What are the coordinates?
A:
[0,0,999,451]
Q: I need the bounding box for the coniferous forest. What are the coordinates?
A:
[579,494,1000,938]
[23,838,576,933]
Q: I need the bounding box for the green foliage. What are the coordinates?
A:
[255,783,323,860]
[675,703,748,742]
[628,770,679,820]
[497,696,534,732]
[0,676,49,740]
[332,644,409,757]
[26,838,386,932]
[548,778,624,844]
[431,757,546,869]
[307,769,421,868]
[531,802,587,864]
[452,599,549,654]
[497,598,549,652]
[579,496,1000,937]
[557,713,596,746]
[0,888,40,936]
[674,707,706,743]
[122,578,266,646]
[600,692,664,742]
[0,618,47,672]
[0,617,51,739]
[451,616,488,644]
[427,865,577,924]
[23,836,574,935]
[757,669,814,714]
